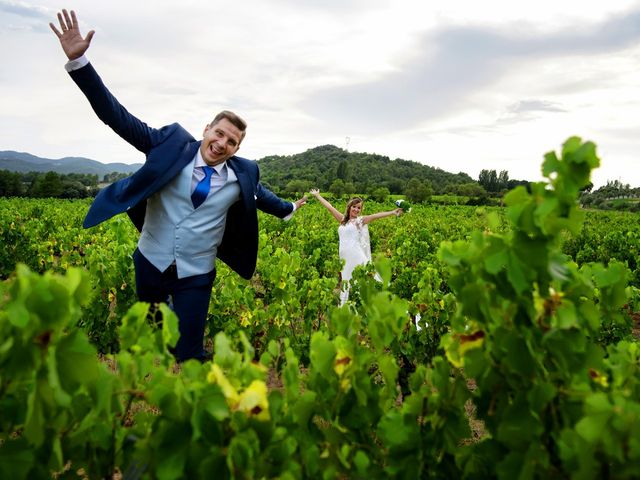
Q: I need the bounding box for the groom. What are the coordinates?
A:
[50,9,307,362]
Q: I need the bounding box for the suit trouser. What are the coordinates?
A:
[133,248,216,362]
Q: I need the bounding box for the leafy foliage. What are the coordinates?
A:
[0,138,639,478]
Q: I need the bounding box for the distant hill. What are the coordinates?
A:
[0,151,142,177]
[257,144,475,194]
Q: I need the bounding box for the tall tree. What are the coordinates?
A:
[455,182,486,197]
[329,179,346,197]
[336,160,350,182]
[0,170,24,196]
[370,186,390,202]
[34,171,63,198]
[498,170,509,191]
[478,169,499,193]
[404,178,433,203]
[285,179,312,195]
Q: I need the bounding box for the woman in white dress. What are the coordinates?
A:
[310,189,403,305]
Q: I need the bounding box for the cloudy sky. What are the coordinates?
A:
[2,0,640,188]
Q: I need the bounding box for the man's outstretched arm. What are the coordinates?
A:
[49,9,94,60]
[255,182,307,220]
[48,8,163,154]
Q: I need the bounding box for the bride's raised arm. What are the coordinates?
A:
[310,189,343,222]
[361,208,403,225]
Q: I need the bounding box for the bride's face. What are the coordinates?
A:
[349,202,363,219]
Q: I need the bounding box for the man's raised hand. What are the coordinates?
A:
[49,9,94,60]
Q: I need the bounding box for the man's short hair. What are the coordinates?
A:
[211,110,247,140]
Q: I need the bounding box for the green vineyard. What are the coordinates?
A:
[1,138,639,479]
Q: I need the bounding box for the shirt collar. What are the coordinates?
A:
[194,149,227,176]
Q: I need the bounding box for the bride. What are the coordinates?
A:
[310,189,403,305]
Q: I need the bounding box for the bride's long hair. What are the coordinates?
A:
[341,197,363,225]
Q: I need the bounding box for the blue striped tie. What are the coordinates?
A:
[191,166,214,208]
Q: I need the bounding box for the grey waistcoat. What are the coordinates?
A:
[137,157,241,278]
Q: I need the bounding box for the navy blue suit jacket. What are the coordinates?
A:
[70,62,293,279]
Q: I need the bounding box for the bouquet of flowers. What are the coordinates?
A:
[395,199,412,212]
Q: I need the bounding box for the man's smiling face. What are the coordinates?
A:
[200,118,243,166]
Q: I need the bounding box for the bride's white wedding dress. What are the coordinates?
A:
[338,217,381,304]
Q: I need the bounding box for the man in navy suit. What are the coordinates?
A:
[50,9,307,362]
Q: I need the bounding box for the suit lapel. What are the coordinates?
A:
[227,157,255,208]
[114,141,200,231]
[148,141,200,197]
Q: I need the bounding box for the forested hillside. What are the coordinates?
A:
[257,144,475,194]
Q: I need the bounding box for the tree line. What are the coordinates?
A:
[2,146,536,206]
[580,179,640,211]
[0,169,130,199]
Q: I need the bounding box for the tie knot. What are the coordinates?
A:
[192,166,216,209]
